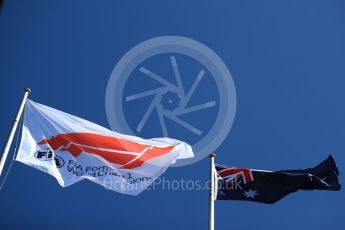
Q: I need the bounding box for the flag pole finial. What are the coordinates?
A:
[24,88,31,94]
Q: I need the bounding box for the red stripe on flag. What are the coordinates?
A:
[39,133,149,153]
[59,143,136,165]
[39,133,175,169]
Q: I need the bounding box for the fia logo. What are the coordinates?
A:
[34,148,65,168]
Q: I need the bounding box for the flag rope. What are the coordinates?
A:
[0,107,24,191]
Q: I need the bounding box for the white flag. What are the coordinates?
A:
[16,100,193,195]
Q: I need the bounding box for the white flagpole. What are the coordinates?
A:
[0,88,31,177]
[209,153,216,230]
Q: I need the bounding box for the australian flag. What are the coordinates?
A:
[216,155,340,204]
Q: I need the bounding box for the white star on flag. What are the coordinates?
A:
[243,189,259,199]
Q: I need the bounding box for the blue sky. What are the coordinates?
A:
[0,1,344,229]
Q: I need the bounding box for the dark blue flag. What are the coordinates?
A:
[216,155,340,204]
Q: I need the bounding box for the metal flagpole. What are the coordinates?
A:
[209,153,216,230]
[0,88,31,177]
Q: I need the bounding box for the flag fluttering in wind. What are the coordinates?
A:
[216,155,340,204]
[16,100,193,195]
